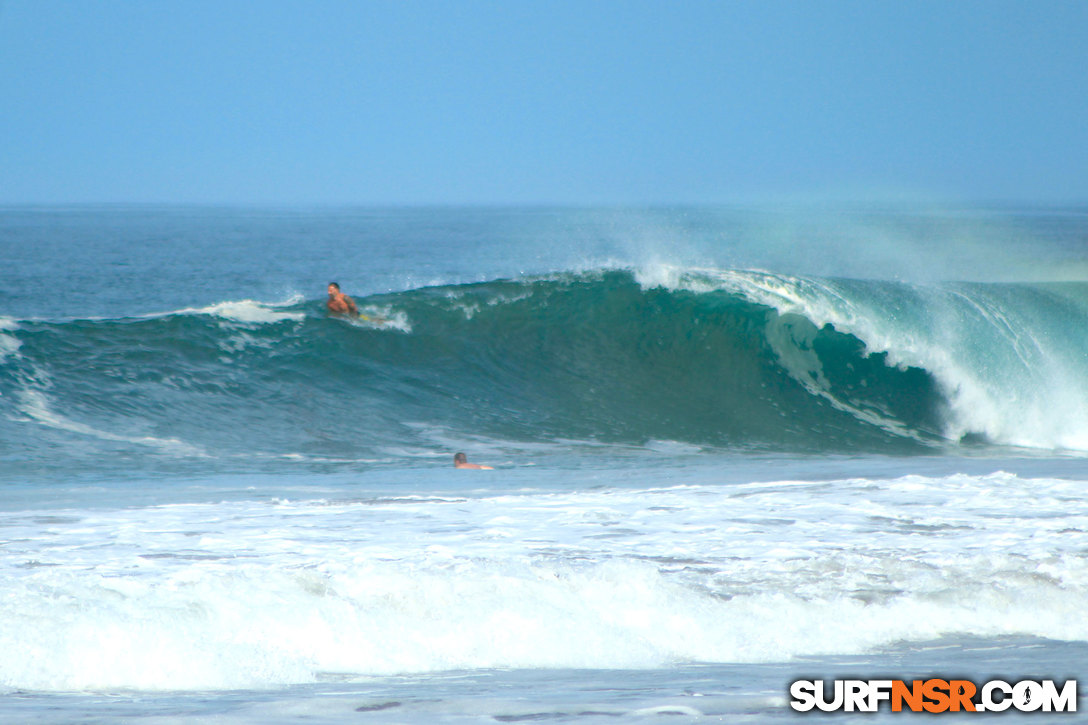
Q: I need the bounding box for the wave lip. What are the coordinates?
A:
[638,264,1088,452]
[0,319,21,364]
[169,295,308,324]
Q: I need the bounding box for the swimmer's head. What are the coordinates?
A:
[454,452,467,464]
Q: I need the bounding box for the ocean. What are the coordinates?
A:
[1,204,1086,722]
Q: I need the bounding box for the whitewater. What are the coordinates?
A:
[1,205,1087,722]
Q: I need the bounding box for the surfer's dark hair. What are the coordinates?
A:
[329,282,340,290]
[454,452,467,463]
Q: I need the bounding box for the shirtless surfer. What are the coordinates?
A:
[326,282,359,316]
[454,452,493,470]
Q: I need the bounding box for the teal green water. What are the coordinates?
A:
[2,206,1087,722]
[4,268,1088,479]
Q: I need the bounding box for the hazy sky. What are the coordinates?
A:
[2,0,1086,205]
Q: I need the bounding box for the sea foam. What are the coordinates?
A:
[2,472,1086,691]
[637,264,1088,451]
[180,296,307,324]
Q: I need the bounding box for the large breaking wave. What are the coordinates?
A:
[2,267,1087,471]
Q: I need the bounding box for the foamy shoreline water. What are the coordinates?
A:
[4,468,1086,693]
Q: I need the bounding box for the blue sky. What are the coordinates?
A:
[1,0,1086,205]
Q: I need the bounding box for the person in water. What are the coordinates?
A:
[326,282,359,316]
[454,452,492,470]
